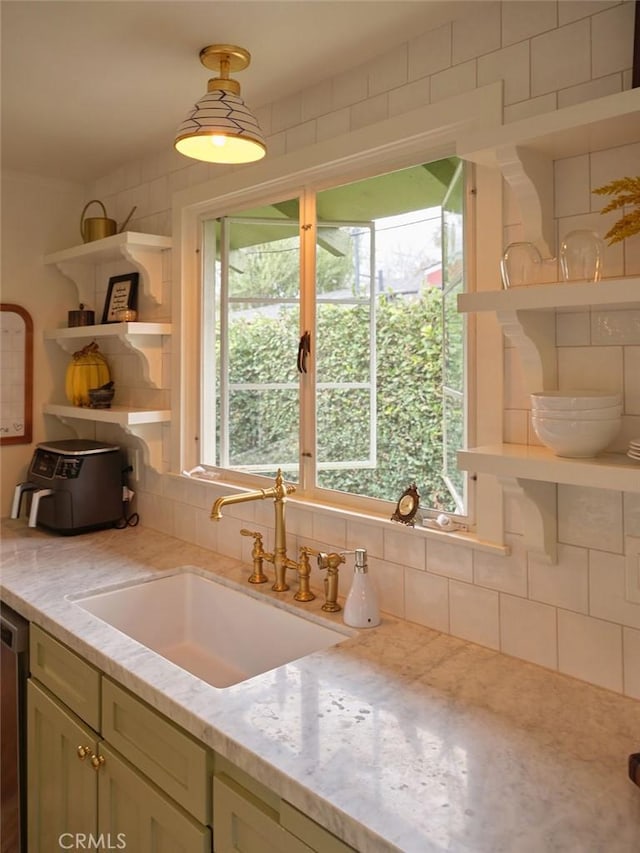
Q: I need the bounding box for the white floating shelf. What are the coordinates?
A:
[459,88,640,166]
[44,232,172,266]
[44,403,170,426]
[458,277,640,314]
[45,322,172,340]
[44,231,172,307]
[458,444,640,493]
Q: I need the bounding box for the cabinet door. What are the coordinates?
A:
[27,679,99,852]
[98,743,211,853]
[214,775,313,853]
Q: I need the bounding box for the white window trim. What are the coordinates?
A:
[171,82,505,544]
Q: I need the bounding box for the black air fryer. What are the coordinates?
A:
[11,440,123,534]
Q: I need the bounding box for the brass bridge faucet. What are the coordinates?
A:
[211,469,311,596]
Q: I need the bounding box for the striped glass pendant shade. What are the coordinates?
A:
[175,45,266,165]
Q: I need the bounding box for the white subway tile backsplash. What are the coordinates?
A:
[558,1,619,27]
[430,60,477,103]
[500,593,558,670]
[554,155,591,218]
[589,549,640,628]
[503,409,528,444]
[557,344,624,393]
[591,309,640,345]
[504,347,530,409]
[591,2,635,77]
[408,23,452,80]
[346,519,384,559]
[286,120,317,153]
[426,537,473,582]
[404,568,449,632]
[590,143,640,208]
[474,534,528,596]
[350,93,389,130]
[383,527,426,571]
[528,543,590,612]
[558,609,623,692]
[332,65,368,110]
[370,555,404,618]
[624,494,640,538]
[531,19,591,96]
[316,108,351,143]
[623,626,640,699]
[504,93,557,123]
[556,311,591,346]
[502,0,558,45]
[98,0,638,701]
[389,78,430,117]
[478,41,530,106]
[449,580,500,650]
[312,512,346,550]
[452,1,501,64]
[558,484,624,553]
[271,93,303,133]
[302,80,333,121]
[624,346,640,414]
[369,44,408,96]
[557,72,622,108]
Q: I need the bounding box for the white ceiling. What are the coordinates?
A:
[1,0,468,185]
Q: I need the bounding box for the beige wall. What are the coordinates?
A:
[0,173,86,510]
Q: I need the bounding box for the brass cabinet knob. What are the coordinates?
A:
[77,745,92,760]
[90,753,105,771]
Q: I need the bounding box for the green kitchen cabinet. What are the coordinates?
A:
[27,679,99,849]
[27,626,212,852]
[27,623,356,853]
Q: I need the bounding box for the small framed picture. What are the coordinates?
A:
[101,273,139,324]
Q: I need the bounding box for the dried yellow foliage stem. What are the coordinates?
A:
[592,176,640,245]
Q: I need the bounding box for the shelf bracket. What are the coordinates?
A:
[499,476,557,564]
[119,422,167,473]
[497,308,557,393]
[120,333,165,388]
[496,144,554,259]
[121,245,165,306]
[54,262,96,310]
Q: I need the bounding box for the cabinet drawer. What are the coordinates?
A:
[30,624,101,730]
[281,800,357,852]
[102,678,211,824]
[214,774,312,853]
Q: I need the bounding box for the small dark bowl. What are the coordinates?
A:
[88,387,115,409]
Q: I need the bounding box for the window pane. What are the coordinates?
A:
[316,303,370,384]
[227,304,299,385]
[315,161,459,510]
[316,387,372,466]
[227,388,299,477]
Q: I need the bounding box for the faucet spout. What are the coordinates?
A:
[210,470,296,593]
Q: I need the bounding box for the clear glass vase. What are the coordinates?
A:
[559,230,604,283]
[499,242,542,289]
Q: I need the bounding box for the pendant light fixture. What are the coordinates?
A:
[175,44,266,165]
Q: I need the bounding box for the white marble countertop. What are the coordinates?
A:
[2,520,639,852]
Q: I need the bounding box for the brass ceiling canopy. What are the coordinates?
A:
[175,43,266,165]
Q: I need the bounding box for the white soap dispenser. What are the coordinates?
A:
[343,548,380,628]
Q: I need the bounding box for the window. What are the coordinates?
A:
[200,157,468,516]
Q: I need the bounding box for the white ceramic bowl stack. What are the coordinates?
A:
[530,390,623,458]
[628,438,640,463]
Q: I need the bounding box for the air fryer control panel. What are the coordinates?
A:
[30,449,83,480]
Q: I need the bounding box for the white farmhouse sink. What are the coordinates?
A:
[72,571,348,688]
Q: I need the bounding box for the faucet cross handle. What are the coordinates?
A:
[293,547,315,603]
[240,529,268,585]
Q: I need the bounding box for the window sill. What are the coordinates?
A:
[169,471,510,557]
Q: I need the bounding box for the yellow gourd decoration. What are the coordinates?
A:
[65,342,111,407]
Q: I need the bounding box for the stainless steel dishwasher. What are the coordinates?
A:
[1,602,29,853]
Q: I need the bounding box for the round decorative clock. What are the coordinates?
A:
[391,483,420,526]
